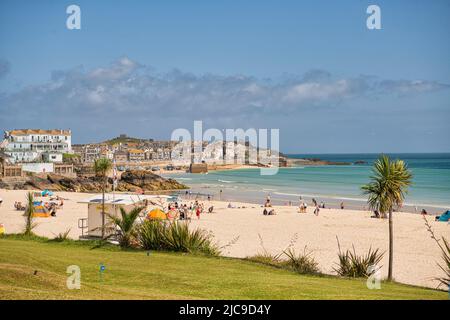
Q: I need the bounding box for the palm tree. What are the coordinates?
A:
[23,192,36,236]
[93,158,113,239]
[362,155,412,281]
[107,206,144,248]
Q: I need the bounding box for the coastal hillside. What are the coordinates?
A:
[0,170,188,193]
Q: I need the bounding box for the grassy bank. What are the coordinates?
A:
[0,237,446,300]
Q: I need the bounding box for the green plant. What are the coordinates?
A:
[246,252,282,266]
[137,220,220,256]
[137,219,166,251]
[93,158,113,239]
[361,154,412,281]
[106,206,143,248]
[247,234,319,275]
[52,228,71,242]
[23,192,37,236]
[423,216,450,289]
[281,247,320,275]
[333,237,384,278]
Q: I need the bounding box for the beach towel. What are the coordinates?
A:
[437,210,450,222]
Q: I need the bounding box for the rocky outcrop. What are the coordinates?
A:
[119,170,187,191]
[0,170,188,192]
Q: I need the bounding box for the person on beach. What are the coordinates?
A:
[421,209,428,215]
[314,205,320,216]
[320,201,325,209]
[312,198,317,207]
[196,206,201,219]
[265,195,271,207]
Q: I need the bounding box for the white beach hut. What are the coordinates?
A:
[78,194,171,238]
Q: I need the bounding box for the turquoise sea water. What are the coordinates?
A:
[164,153,450,211]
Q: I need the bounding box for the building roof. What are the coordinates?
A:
[6,129,71,136]
[78,194,171,205]
[128,148,145,154]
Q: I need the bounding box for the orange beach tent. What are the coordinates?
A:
[27,205,51,218]
[148,208,167,220]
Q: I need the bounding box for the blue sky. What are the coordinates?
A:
[0,0,449,153]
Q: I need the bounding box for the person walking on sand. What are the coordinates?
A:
[196,206,201,219]
[340,202,344,210]
[314,205,320,216]
[312,198,317,207]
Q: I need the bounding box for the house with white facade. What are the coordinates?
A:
[2,129,72,163]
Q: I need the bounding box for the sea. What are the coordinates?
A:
[163,153,450,214]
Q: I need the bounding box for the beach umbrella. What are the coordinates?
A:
[148,208,167,220]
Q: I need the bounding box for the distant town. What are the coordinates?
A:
[0,129,285,180]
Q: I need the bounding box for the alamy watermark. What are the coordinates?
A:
[171,121,280,175]
[66,265,81,289]
[366,264,382,289]
[367,5,381,30]
[66,5,81,30]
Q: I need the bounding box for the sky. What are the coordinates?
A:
[0,0,449,153]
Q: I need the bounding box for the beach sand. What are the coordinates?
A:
[0,188,448,289]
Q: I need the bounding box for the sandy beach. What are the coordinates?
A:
[0,188,448,289]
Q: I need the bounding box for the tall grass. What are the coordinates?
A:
[333,237,384,278]
[137,220,220,256]
[52,229,71,242]
[281,247,320,275]
[247,234,320,275]
[423,216,450,289]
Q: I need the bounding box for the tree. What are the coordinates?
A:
[107,206,144,248]
[362,155,412,281]
[23,192,37,236]
[93,158,113,239]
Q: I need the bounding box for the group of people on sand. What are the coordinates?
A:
[12,194,64,217]
[164,200,213,220]
[262,194,348,217]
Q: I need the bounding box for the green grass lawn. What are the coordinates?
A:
[0,237,446,300]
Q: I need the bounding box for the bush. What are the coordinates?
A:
[137,220,220,256]
[333,238,384,278]
[281,247,320,275]
[246,252,282,266]
[52,229,71,242]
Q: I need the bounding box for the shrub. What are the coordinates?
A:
[137,220,220,256]
[281,247,320,275]
[246,252,282,266]
[333,237,384,278]
[137,219,166,251]
[52,229,71,242]
[247,234,320,275]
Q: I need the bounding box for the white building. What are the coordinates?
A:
[3,129,72,163]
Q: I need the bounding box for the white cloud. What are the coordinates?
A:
[0,57,448,129]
